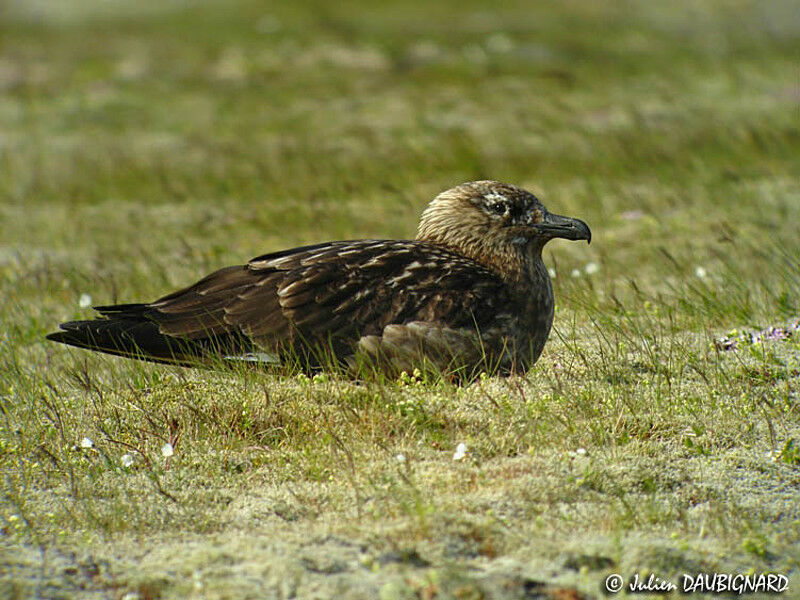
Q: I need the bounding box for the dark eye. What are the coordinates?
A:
[490,203,506,215]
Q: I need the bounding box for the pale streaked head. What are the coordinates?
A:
[416,181,591,261]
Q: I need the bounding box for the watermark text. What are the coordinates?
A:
[603,572,789,595]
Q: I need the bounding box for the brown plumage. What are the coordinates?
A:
[47,181,591,378]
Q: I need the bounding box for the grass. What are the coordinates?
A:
[1,0,799,597]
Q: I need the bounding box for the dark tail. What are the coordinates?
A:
[46,304,206,367]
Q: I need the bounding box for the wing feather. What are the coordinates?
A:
[135,240,510,364]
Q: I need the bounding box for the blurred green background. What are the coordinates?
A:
[2,0,797,306]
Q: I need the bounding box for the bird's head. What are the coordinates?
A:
[417,181,591,276]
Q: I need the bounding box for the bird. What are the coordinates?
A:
[47,181,591,379]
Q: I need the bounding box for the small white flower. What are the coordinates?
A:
[121,453,134,467]
[548,268,556,279]
[584,262,599,275]
[161,443,174,458]
[80,437,94,449]
[193,569,204,591]
[570,269,581,278]
[575,447,587,456]
[695,266,707,279]
[453,442,468,461]
[78,293,92,308]
[396,453,406,463]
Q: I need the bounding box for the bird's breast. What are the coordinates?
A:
[504,257,555,368]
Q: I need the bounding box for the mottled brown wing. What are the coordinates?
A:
[145,241,345,341]
[144,240,511,359]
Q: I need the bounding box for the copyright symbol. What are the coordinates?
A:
[604,574,624,594]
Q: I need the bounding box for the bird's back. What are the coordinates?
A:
[49,239,536,376]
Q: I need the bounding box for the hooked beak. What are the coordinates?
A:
[535,212,592,244]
